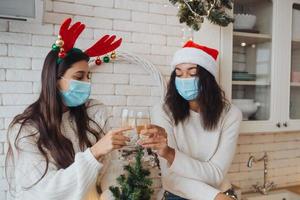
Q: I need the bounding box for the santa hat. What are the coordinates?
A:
[171,40,219,77]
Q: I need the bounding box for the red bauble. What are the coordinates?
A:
[95,58,102,65]
[58,51,66,58]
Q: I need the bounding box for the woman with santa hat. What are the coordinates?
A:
[139,41,242,200]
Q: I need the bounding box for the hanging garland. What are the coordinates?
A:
[169,0,234,31]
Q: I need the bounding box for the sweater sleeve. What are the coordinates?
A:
[168,105,242,186]
[9,124,103,200]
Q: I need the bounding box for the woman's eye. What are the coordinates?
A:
[74,76,83,80]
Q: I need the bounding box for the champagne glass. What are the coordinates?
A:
[136,110,151,153]
[121,108,138,149]
[121,108,129,128]
[135,110,160,168]
[136,110,150,136]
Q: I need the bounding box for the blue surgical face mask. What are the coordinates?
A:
[60,77,91,107]
[175,77,200,101]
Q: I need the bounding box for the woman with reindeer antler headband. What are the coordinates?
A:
[5,18,131,200]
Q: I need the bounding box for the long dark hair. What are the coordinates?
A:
[5,49,104,189]
[165,65,229,130]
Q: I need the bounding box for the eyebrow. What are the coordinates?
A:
[175,67,197,70]
[74,71,85,75]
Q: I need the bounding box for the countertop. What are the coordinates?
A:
[242,185,300,195]
[282,185,300,195]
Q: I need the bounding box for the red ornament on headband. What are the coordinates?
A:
[52,18,122,64]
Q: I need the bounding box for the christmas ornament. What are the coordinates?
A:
[51,44,59,51]
[103,56,110,63]
[92,52,117,65]
[58,48,66,59]
[55,35,64,47]
[95,57,102,65]
[110,51,117,59]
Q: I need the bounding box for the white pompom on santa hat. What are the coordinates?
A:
[171,40,219,77]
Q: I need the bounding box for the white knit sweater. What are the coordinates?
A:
[151,103,242,200]
[7,99,110,200]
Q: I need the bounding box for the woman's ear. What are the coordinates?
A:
[57,78,67,91]
[56,79,62,91]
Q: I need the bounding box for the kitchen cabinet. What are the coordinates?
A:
[218,0,300,133]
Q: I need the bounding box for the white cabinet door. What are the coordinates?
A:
[278,0,300,131]
[216,0,300,133]
[220,0,282,134]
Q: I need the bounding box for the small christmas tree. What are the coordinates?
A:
[109,147,154,200]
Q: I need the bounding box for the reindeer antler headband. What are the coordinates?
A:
[52,18,122,65]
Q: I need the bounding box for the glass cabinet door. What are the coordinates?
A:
[290,3,300,119]
[232,0,273,121]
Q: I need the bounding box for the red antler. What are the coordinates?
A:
[84,35,122,57]
[56,18,122,60]
[59,18,85,53]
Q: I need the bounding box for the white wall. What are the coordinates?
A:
[0,0,300,199]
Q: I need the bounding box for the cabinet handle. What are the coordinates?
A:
[283,122,288,127]
[276,122,281,128]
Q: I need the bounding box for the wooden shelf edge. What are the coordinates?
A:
[232,80,271,86]
[233,31,272,39]
[291,82,300,87]
[292,38,300,42]
[233,31,272,46]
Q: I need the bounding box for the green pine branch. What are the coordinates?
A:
[109,147,154,200]
[169,0,234,31]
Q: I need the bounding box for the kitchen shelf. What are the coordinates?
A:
[232,80,271,86]
[292,39,300,50]
[233,32,272,46]
[291,82,300,87]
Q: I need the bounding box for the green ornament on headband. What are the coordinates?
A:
[52,44,60,51]
[51,46,86,64]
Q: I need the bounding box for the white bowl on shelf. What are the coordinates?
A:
[232,99,260,120]
[234,14,256,30]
